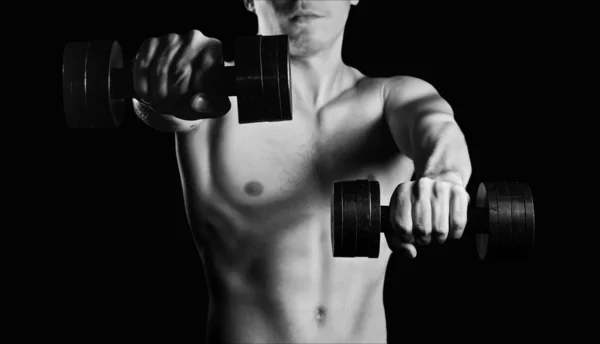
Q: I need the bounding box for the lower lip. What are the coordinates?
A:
[292,15,322,24]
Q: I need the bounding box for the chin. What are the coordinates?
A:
[288,35,327,57]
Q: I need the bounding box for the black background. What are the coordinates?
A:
[52,1,561,342]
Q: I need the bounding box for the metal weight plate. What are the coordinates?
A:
[235,35,291,124]
[63,42,89,128]
[259,35,292,122]
[234,36,262,124]
[331,181,344,257]
[355,180,372,257]
[341,181,358,257]
[108,41,126,127]
[521,183,536,257]
[355,180,371,257]
[332,181,359,257]
[476,182,534,261]
[368,180,381,258]
[475,182,499,260]
[86,40,125,128]
[277,34,292,121]
[495,182,513,260]
[507,183,527,259]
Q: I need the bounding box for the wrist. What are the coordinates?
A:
[422,170,465,187]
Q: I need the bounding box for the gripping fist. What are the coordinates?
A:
[386,177,470,258]
[132,30,231,122]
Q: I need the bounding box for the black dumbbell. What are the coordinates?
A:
[62,35,292,128]
[331,180,535,260]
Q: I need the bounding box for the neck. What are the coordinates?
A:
[288,34,348,111]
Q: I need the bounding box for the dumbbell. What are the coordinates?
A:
[62,35,292,128]
[331,180,535,260]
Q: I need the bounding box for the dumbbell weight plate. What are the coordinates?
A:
[234,35,292,124]
[475,182,535,260]
[522,183,535,256]
[507,183,527,259]
[331,180,382,258]
[63,42,89,128]
[355,180,371,257]
[86,40,125,128]
[62,40,125,128]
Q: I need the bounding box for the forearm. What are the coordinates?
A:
[411,114,472,186]
[383,76,472,186]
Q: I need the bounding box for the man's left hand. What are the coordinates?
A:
[386,177,470,258]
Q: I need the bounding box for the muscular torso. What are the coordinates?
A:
[175,68,414,343]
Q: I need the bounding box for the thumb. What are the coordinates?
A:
[187,92,231,119]
[401,243,417,259]
[386,231,417,259]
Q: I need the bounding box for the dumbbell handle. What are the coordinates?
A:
[379,205,489,236]
[110,64,237,100]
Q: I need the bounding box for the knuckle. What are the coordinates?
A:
[452,215,467,231]
[166,33,180,44]
[451,183,467,197]
[395,187,410,203]
[414,178,430,199]
[396,183,410,198]
[433,181,449,197]
[417,235,431,245]
[452,228,465,239]
[417,177,430,190]
[134,76,149,97]
[433,219,449,234]
[413,222,430,235]
[392,214,411,234]
[136,37,158,67]
[188,29,207,41]
[398,183,412,196]
[190,30,217,51]
[201,40,223,65]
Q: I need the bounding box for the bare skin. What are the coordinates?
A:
[176,72,411,343]
[133,1,471,342]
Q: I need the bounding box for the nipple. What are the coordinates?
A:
[244,181,264,196]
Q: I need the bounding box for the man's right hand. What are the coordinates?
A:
[132,30,231,122]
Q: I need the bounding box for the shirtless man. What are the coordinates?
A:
[133,0,472,342]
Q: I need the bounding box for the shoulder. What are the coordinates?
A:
[383,75,439,99]
[347,68,437,99]
[345,68,437,106]
[379,75,445,112]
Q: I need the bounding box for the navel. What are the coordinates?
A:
[315,305,327,325]
[244,181,264,196]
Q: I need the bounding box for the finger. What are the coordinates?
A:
[412,179,432,245]
[431,181,450,244]
[189,39,231,113]
[181,92,231,120]
[389,183,414,244]
[132,37,159,103]
[171,31,231,117]
[149,33,182,103]
[401,243,417,259]
[168,30,207,98]
[384,236,417,259]
[449,185,469,239]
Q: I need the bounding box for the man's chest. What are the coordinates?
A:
[178,95,410,217]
